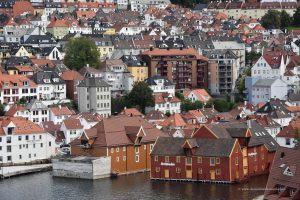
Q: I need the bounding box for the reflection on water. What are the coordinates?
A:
[0,172,268,200]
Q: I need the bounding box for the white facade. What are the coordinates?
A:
[60,122,83,144]
[37,83,66,100]
[251,79,288,105]
[147,77,175,96]
[0,120,56,165]
[78,78,111,118]
[276,137,297,148]
[130,0,170,13]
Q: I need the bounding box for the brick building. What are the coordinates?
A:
[70,115,167,174]
[142,48,208,90]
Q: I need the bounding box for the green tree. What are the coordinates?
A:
[0,103,5,116]
[64,37,100,71]
[280,10,292,29]
[238,79,246,94]
[261,10,281,29]
[181,100,204,112]
[246,51,261,65]
[127,82,154,114]
[175,92,185,101]
[293,7,300,26]
[18,97,27,105]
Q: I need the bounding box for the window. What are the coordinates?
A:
[135,155,139,162]
[18,136,22,141]
[210,158,215,166]
[176,167,181,173]
[155,167,160,172]
[198,168,202,174]
[0,137,1,142]
[176,156,180,163]
[165,156,169,163]
[19,145,22,149]
[154,156,158,162]
[116,147,119,152]
[26,135,29,140]
[41,143,43,148]
[49,142,51,147]
[7,156,11,161]
[123,156,126,161]
[197,157,202,164]
[39,135,42,140]
[123,146,126,151]
[0,156,3,162]
[216,169,221,175]
[33,144,36,148]
[186,157,192,165]
[116,157,119,162]
[150,144,154,152]
[7,146,11,152]
[144,145,146,150]
[135,146,139,154]
[286,138,291,145]
[111,148,114,153]
[216,158,220,164]
[29,154,31,158]
[261,154,264,160]
[19,155,22,159]
[235,157,239,165]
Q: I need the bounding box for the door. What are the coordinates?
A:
[186,170,192,179]
[210,170,216,180]
[236,171,239,179]
[164,169,169,178]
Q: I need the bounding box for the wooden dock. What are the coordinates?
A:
[0,164,52,179]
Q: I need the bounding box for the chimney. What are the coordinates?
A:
[150,46,153,51]
[180,47,183,50]
[247,120,251,128]
[86,64,90,68]
[244,100,247,106]
[167,47,170,51]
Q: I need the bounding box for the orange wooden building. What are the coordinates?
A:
[70,115,167,174]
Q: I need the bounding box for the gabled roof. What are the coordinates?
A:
[5,105,27,117]
[264,147,300,199]
[151,137,237,157]
[120,108,143,117]
[63,118,83,130]
[159,113,186,128]
[50,106,75,116]
[71,115,167,147]
[60,70,84,81]
[31,70,65,85]
[78,77,110,87]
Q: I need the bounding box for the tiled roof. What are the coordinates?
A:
[0,74,37,88]
[60,70,84,81]
[63,118,83,130]
[71,115,167,147]
[151,137,237,157]
[264,147,300,199]
[159,113,186,127]
[5,105,27,117]
[183,89,212,103]
[276,117,300,138]
[145,110,166,121]
[76,11,96,19]
[13,1,34,17]
[0,117,45,135]
[121,108,143,117]
[143,48,208,61]
[50,106,75,116]
[154,93,180,104]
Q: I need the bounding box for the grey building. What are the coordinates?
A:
[77,77,111,117]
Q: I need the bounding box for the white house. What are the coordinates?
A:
[77,77,111,118]
[101,59,134,97]
[31,70,66,100]
[5,100,49,124]
[49,105,75,125]
[130,0,170,13]
[251,55,286,79]
[0,117,56,165]
[276,118,299,148]
[60,118,84,144]
[251,78,288,105]
[148,92,181,115]
[145,75,175,96]
[183,89,212,103]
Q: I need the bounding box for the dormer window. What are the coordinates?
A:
[43,79,50,83]
[23,81,28,86]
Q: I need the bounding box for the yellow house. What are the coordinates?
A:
[14,46,34,58]
[122,55,148,82]
[93,35,114,60]
[47,20,69,39]
[103,28,116,35]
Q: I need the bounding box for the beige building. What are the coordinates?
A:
[207,1,297,20]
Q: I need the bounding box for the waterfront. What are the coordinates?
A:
[0,172,268,200]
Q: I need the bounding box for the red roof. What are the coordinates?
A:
[50,106,75,116]
[60,70,84,81]
[13,1,34,18]
[154,93,181,104]
[5,105,27,117]
[143,48,208,61]
[159,113,186,128]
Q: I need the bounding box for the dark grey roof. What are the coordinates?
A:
[205,120,278,152]
[253,79,277,87]
[144,75,174,86]
[23,35,57,45]
[203,49,237,59]
[78,77,110,87]
[151,137,236,157]
[288,93,300,102]
[121,55,146,67]
[256,101,291,119]
[31,71,65,85]
[155,38,186,49]
[193,3,208,10]
[6,56,32,67]
[26,99,47,110]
